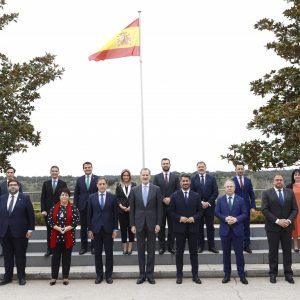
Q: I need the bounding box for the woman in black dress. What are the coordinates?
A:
[115,169,136,254]
[48,187,79,285]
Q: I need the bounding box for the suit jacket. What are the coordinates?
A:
[115,182,136,214]
[262,187,298,233]
[169,189,202,233]
[74,174,99,211]
[129,183,163,232]
[215,194,247,237]
[0,180,23,196]
[190,173,218,212]
[0,193,35,238]
[40,178,67,212]
[87,191,118,234]
[152,172,180,197]
[232,176,256,210]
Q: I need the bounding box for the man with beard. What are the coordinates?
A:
[153,158,180,254]
[0,179,35,285]
[169,174,202,284]
[262,174,298,284]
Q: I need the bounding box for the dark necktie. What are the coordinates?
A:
[52,180,57,194]
[200,175,205,186]
[8,195,15,215]
[164,173,169,186]
[239,176,244,189]
[184,192,188,205]
[228,196,233,210]
[278,189,284,206]
[100,193,105,209]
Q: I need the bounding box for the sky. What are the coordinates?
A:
[1,0,289,176]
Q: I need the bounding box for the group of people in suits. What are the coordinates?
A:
[0,161,299,286]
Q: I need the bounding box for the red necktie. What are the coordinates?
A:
[239,176,244,189]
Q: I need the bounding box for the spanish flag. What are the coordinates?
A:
[89,19,140,61]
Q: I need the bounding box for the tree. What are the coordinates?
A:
[222,0,300,171]
[0,2,64,171]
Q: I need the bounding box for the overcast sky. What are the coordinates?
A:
[1,0,288,176]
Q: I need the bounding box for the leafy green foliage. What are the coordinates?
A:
[0,2,64,171]
[222,0,300,171]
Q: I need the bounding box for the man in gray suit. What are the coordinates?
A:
[130,168,163,284]
[153,158,180,254]
[262,174,298,284]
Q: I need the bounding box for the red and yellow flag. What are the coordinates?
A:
[89,19,140,61]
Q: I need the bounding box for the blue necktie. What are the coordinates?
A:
[143,186,148,207]
[228,196,233,210]
[278,189,284,206]
[100,193,104,209]
[184,192,188,205]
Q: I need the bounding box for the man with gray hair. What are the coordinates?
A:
[215,179,248,284]
[130,168,163,284]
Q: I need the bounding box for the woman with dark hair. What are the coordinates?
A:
[48,187,79,285]
[115,169,136,254]
[286,169,300,252]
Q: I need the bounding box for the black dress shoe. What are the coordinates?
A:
[79,248,87,255]
[192,276,202,284]
[136,276,146,284]
[240,277,248,284]
[222,276,230,283]
[294,248,299,253]
[159,248,165,255]
[197,247,204,253]
[44,249,52,257]
[244,246,252,254]
[168,248,175,255]
[270,275,276,283]
[285,276,295,284]
[49,279,56,286]
[0,279,12,285]
[127,250,132,255]
[63,279,69,285]
[176,277,182,284]
[19,278,26,286]
[95,276,103,284]
[147,277,156,284]
[208,247,219,254]
[106,277,113,284]
[91,248,95,255]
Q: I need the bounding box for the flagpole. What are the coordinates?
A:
[138,11,145,168]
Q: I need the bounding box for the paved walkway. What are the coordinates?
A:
[0,278,299,300]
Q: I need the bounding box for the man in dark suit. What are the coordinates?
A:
[262,174,298,284]
[87,177,118,284]
[0,179,35,286]
[74,161,99,254]
[130,168,163,284]
[169,174,203,284]
[152,158,180,254]
[232,161,256,254]
[0,166,23,257]
[0,167,23,196]
[215,179,248,284]
[40,165,67,256]
[191,161,219,253]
